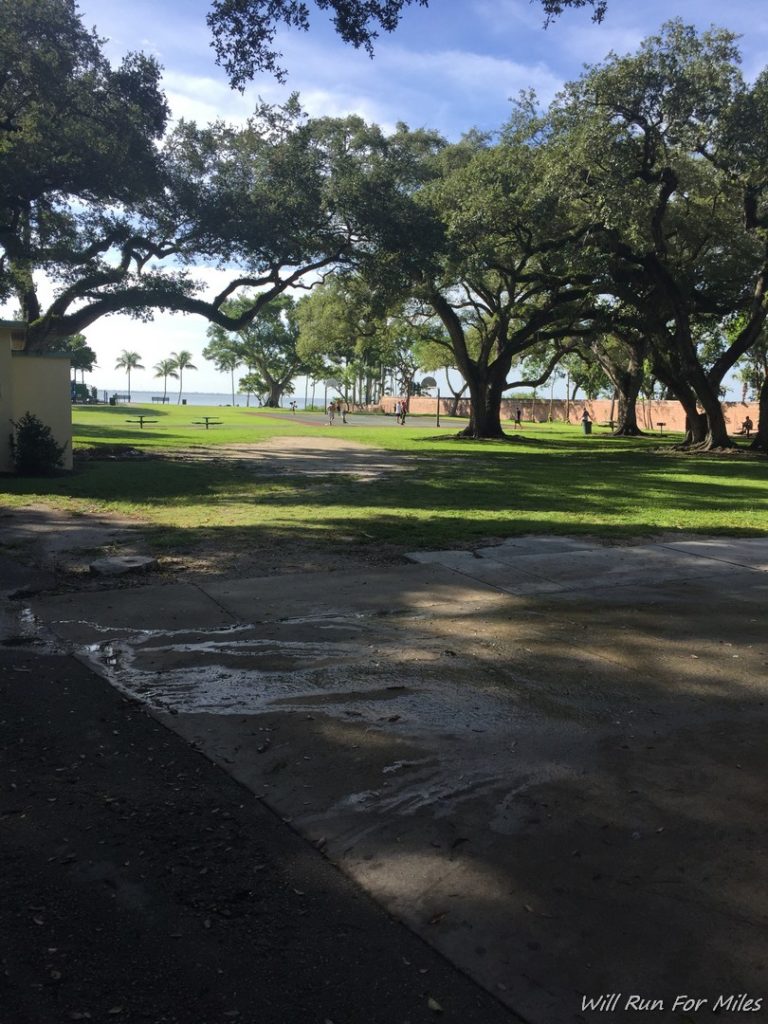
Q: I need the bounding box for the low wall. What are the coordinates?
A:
[379,396,760,434]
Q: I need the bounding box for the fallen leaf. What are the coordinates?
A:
[428,996,444,1013]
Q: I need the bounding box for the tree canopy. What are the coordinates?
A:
[3,1,766,450]
[205,294,305,406]
[207,0,608,86]
[3,6,441,354]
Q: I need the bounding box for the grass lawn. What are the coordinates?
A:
[1,404,766,556]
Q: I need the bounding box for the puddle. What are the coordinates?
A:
[6,605,62,654]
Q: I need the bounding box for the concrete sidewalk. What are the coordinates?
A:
[24,537,768,1023]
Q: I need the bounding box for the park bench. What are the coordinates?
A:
[151,396,170,403]
[126,415,157,429]
[193,416,222,429]
[601,420,616,430]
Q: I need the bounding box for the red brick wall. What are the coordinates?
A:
[378,396,760,433]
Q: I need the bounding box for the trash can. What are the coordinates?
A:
[181,398,187,405]
[582,420,592,435]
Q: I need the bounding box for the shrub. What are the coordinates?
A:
[9,412,66,475]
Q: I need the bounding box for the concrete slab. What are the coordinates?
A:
[438,545,757,600]
[474,536,601,560]
[662,537,768,572]
[23,542,768,1023]
[205,563,509,623]
[28,582,238,644]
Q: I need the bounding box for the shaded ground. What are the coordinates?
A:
[2,435,768,1024]
[0,646,514,1024]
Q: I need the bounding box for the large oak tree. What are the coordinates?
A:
[547,21,768,449]
[0,4,442,354]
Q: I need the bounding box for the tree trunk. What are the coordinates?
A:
[592,339,645,436]
[448,384,468,417]
[749,375,768,453]
[671,326,733,449]
[684,410,708,445]
[265,382,282,407]
[692,383,732,450]
[614,372,644,435]
[459,374,506,439]
[653,359,710,447]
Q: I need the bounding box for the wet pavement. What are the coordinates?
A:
[19,535,768,1023]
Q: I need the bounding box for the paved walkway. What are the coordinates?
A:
[19,535,768,1024]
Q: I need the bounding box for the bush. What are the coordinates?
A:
[9,412,66,475]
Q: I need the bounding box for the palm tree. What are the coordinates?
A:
[170,350,197,404]
[115,350,144,402]
[153,358,179,403]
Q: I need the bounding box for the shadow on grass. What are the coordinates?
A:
[4,437,767,548]
[75,404,175,420]
[74,424,187,444]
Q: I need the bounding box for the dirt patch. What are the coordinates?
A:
[150,436,420,480]
[2,438,417,590]
[0,499,406,593]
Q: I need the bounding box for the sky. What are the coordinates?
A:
[26,0,768,395]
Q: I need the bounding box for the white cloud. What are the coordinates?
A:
[162,71,255,125]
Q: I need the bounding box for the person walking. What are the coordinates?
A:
[327,402,335,425]
[514,407,522,430]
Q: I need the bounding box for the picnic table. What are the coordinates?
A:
[151,396,170,403]
[126,415,157,429]
[193,416,222,430]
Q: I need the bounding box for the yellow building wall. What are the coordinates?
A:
[0,326,73,473]
[0,329,13,472]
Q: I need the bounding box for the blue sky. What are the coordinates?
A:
[58,1,768,392]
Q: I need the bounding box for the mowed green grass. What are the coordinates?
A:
[1,403,766,552]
